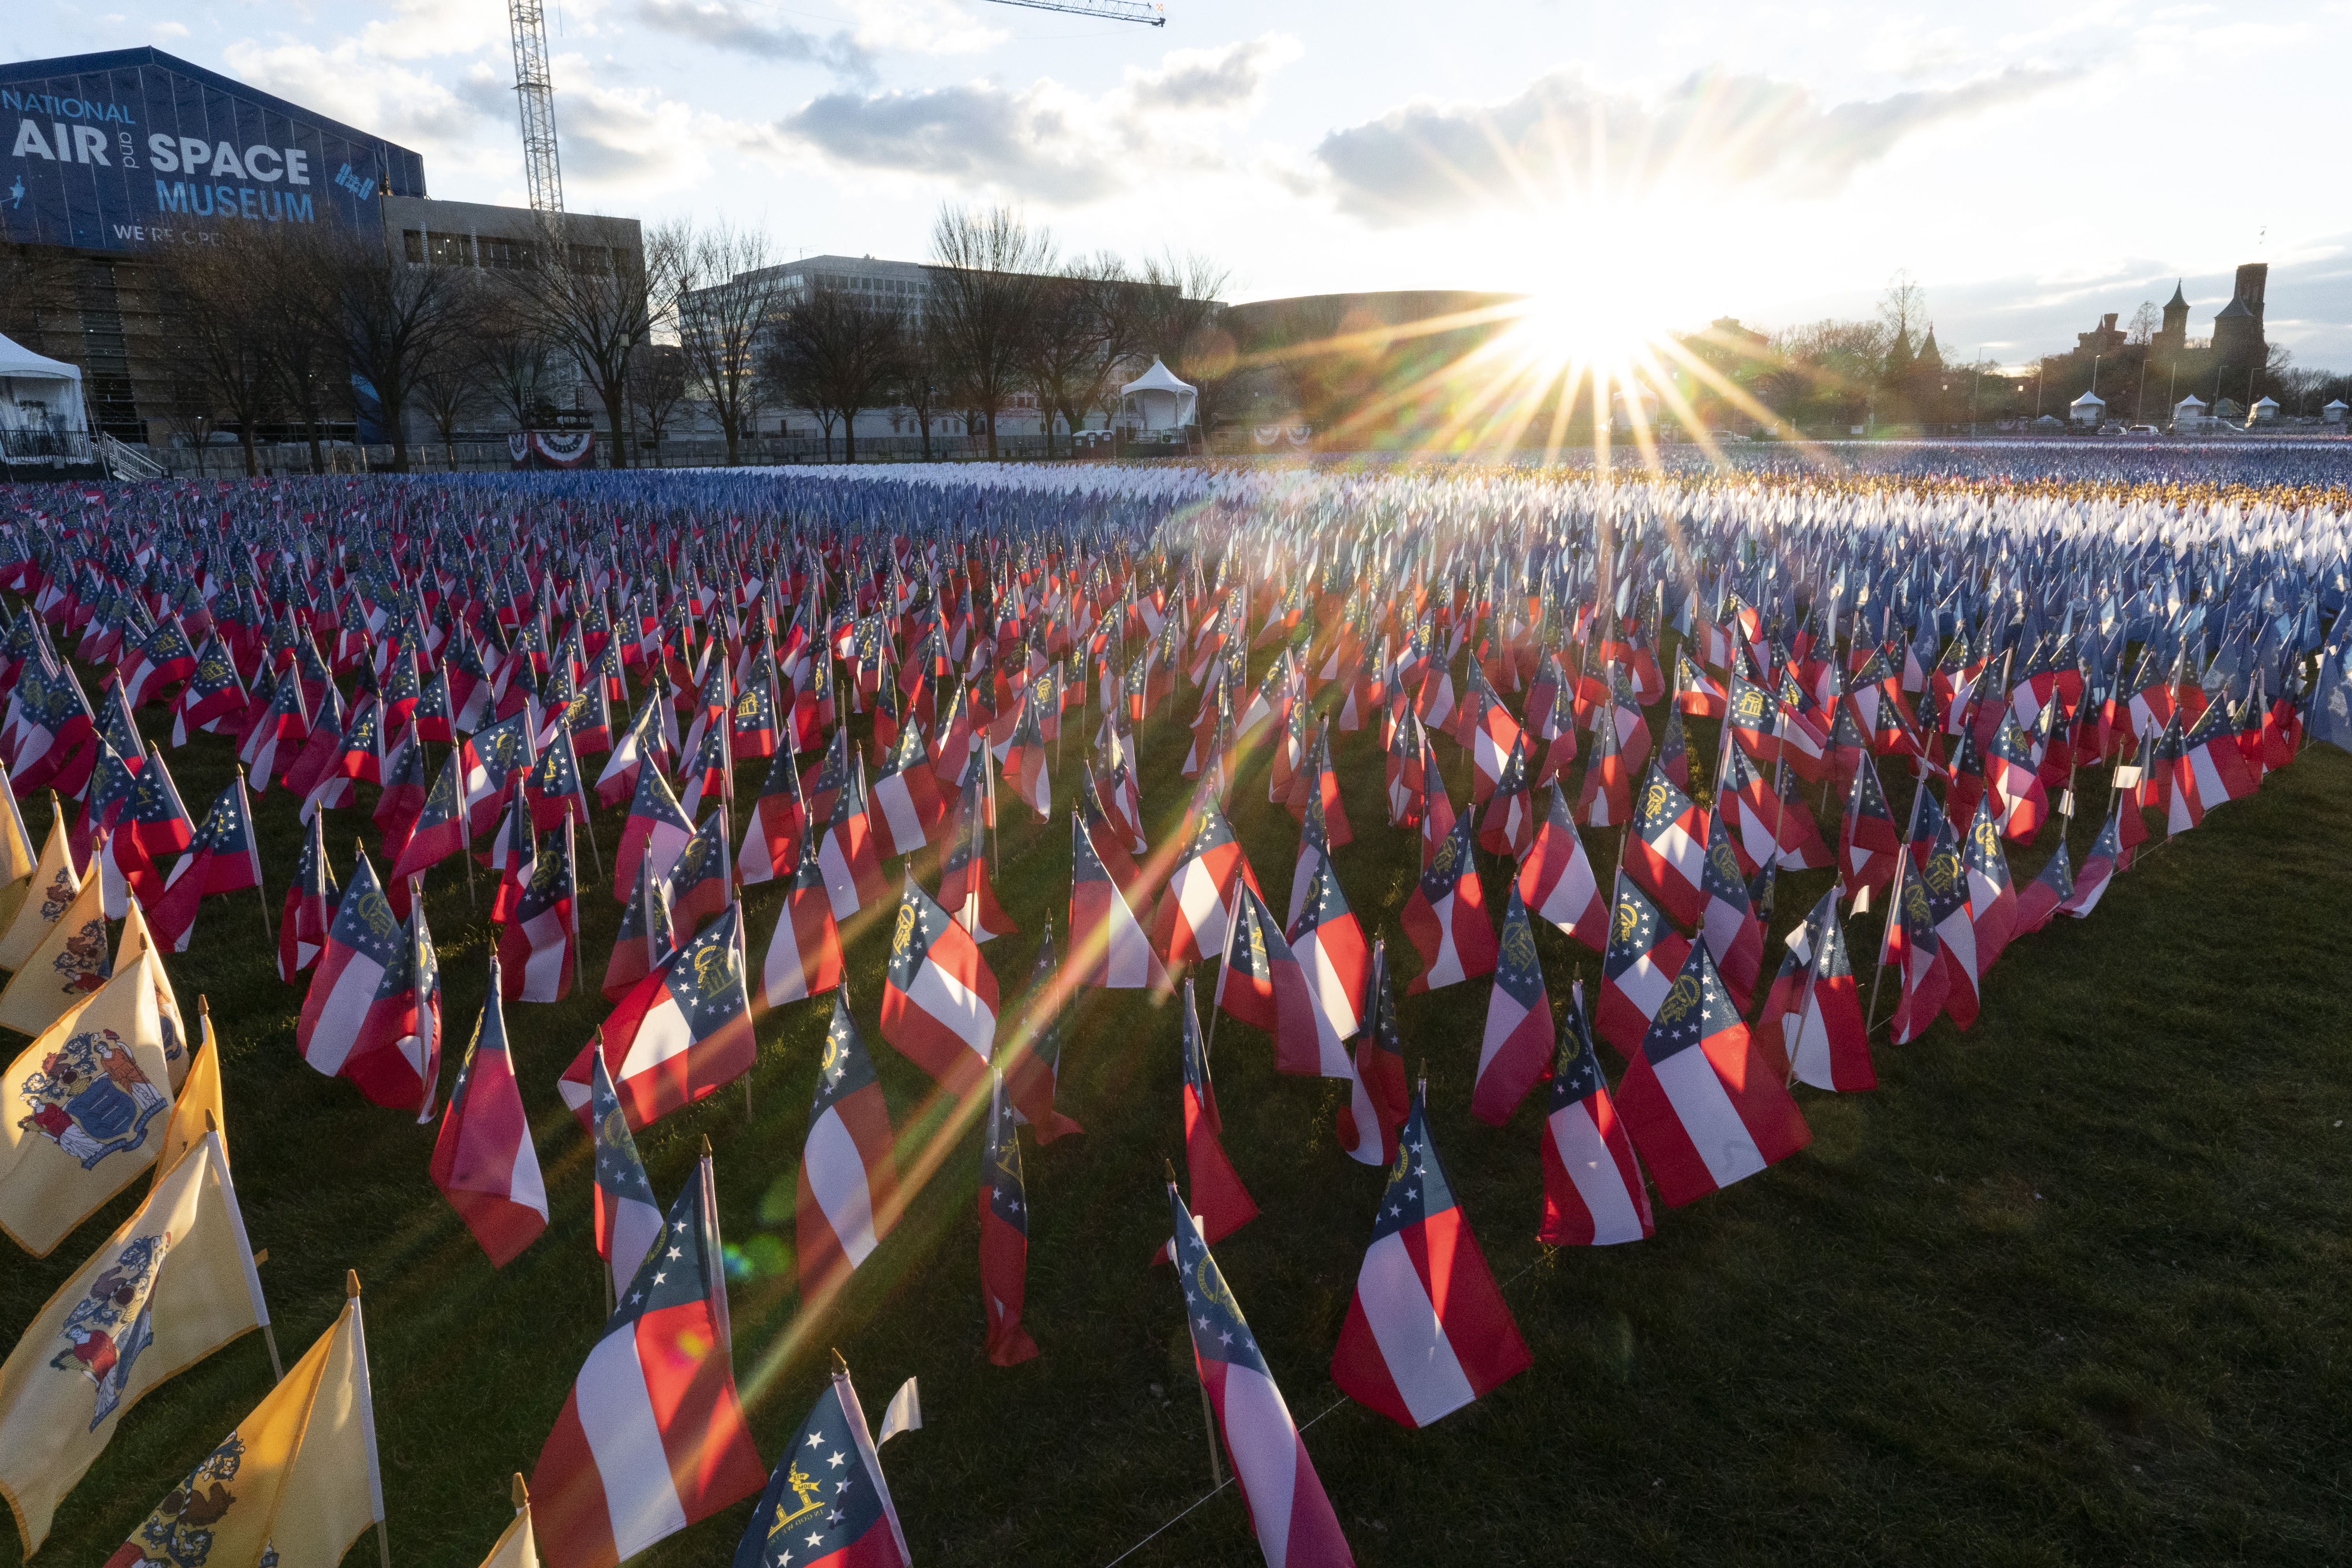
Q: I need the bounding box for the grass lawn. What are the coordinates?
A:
[4,649,2348,1568]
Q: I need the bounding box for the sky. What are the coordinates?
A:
[16,0,2352,368]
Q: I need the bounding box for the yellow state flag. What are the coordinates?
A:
[0,873,111,1040]
[113,902,191,1094]
[0,1132,268,1555]
[100,1275,381,1568]
[0,950,173,1256]
[0,762,38,938]
[148,1000,221,1194]
[0,807,78,975]
[476,1481,540,1568]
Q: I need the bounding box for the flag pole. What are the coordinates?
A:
[567,818,585,998]
[347,1268,390,1568]
[733,884,753,1122]
[238,768,275,945]
[210,1105,285,1380]
[578,780,604,883]
[457,754,476,910]
[1862,840,1909,1038]
[1167,1161,1223,1491]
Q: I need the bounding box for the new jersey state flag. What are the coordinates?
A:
[0,1131,268,1554]
[1164,1186,1354,1568]
[1615,941,1810,1208]
[730,1361,911,1568]
[0,945,173,1257]
[100,1276,383,1568]
[1331,1086,1530,1428]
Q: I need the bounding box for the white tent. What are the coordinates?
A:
[2068,389,2106,426]
[1610,386,1662,432]
[2324,399,2348,424]
[2174,394,2209,427]
[2249,396,2280,423]
[1119,358,1197,432]
[0,332,85,440]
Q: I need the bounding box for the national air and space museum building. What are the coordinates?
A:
[0,47,639,448]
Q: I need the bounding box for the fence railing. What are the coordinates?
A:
[145,430,1140,476]
[0,427,93,462]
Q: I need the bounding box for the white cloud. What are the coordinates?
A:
[554,61,713,192]
[220,38,495,151]
[1313,64,2078,226]
[758,34,1298,205]
[849,0,1006,58]
[632,0,875,82]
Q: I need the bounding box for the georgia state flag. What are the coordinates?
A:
[1332,1086,1531,1429]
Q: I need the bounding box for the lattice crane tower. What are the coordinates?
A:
[508,0,565,214]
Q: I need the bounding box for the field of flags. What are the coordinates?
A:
[0,450,2349,1568]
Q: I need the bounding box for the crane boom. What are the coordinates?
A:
[978,0,1164,24]
[508,0,566,214]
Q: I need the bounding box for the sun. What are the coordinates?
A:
[1506,290,1659,370]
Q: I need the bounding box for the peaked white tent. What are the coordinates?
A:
[0,333,83,428]
[2068,389,2106,426]
[1119,358,1196,432]
[0,333,87,458]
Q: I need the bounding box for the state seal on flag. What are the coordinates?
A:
[50,1230,168,1428]
[17,1027,166,1169]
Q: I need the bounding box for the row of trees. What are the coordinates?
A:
[126,218,683,475]
[73,202,1229,474]
[1679,271,2340,433]
[693,205,1228,464]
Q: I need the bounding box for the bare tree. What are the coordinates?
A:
[1071,253,1147,432]
[258,227,352,474]
[675,221,782,466]
[412,304,490,468]
[471,301,559,432]
[1136,249,1232,432]
[1877,269,1925,356]
[628,342,690,466]
[2126,301,2161,346]
[758,280,909,463]
[927,204,1053,459]
[492,216,684,468]
[895,316,954,460]
[1024,272,1109,459]
[153,230,283,476]
[333,235,477,472]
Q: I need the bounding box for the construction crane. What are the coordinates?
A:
[978,0,1164,24]
[507,0,565,214]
